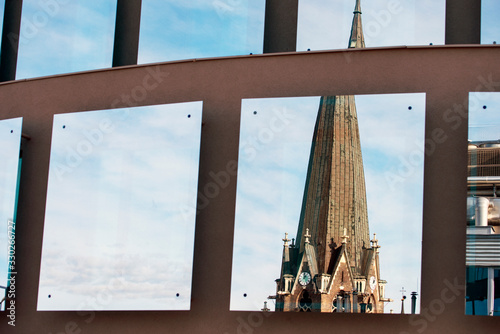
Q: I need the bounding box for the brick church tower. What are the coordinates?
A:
[274,0,390,313]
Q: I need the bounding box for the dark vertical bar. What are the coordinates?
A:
[0,0,23,82]
[411,291,417,314]
[113,0,142,67]
[445,0,481,44]
[263,0,298,53]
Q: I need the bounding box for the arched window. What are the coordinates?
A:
[332,292,351,313]
[299,291,312,312]
[367,295,375,313]
[333,293,343,313]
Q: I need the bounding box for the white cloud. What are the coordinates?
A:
[138,0,265,64]
[231,94,425,313]
[38,103,201,310]
[297,0,445,51]
[16,0,116,79]
[38,250,193,310]
[469,92,500,141]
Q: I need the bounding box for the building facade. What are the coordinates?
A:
[466,141,500,315]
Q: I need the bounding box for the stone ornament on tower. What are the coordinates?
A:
[304,228,311,244]
[341,228,350,244]
[371,233,380,252]
[282,232,291,247]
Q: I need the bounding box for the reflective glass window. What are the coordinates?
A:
[38,102,202,310]
[138,0,265,64]
[0,117,23,311]
[481,0,500,45]
[466,92,500,316]
[231,94,425,313]
[297,0,445,51]
[16,0,116,79]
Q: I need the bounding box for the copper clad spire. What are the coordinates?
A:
[354,0,362,13]
[295,0,370,275]
[294,95,370,275]
[349,0,365,48]
[275,1,387,313]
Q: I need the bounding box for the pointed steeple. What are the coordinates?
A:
[295,94,370,275]
[276,1,387,313]
[348,0,365,49]
[294,0,370,275]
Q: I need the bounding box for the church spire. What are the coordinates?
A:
[348,0,365,49]
[354,0,362,13]
[275,1,387,313]
[294,94,370,275]
[294,0,370,275]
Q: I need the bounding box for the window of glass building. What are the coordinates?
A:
[0,117,23,311]
[16,0,116,79]
[297,0,445,51]
[230,94,425,314]
[481,0,500,45]
[37,102,202,310]
[466,92,500,316]
[138,0,265,64]
[0,0,5,44]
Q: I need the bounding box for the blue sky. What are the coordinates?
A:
[0,117,22,311]
[16,0,116,79]
[15,0,266,78]
[138,0,265,64]
[481,0,500,44]
[469,93,500,141]
[297,0,446,50]
[12,0,499,79]
[231,94,425,313]
[37,102,202,311]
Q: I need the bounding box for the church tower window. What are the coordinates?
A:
[299,291,312,312]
